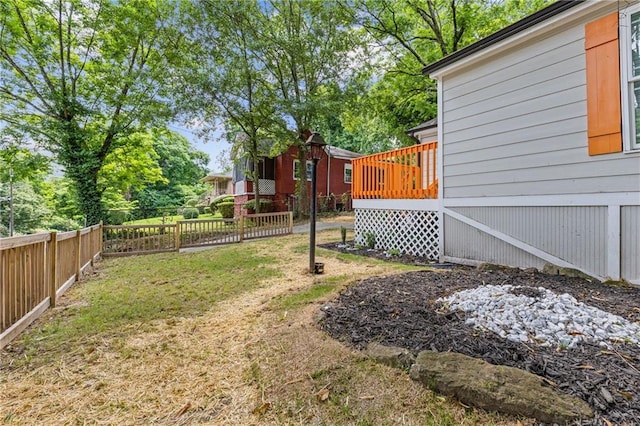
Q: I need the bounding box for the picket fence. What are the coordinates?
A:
[1,212,293,349]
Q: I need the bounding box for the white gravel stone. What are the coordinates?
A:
[437,284,640,348]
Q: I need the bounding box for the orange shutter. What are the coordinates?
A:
[585,12,622,155]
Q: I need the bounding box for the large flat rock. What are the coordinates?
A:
[409,350,593,425]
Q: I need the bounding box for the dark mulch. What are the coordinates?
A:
[318,242,640,425]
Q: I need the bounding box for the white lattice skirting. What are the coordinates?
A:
[258,179,276,195]
[354,208,439,260]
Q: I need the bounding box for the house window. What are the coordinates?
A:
[293,160,312,181]
[344,164,352,183]
[621,7,640,151]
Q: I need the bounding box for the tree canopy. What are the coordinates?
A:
[1,0,555,227]
[0,0,187,224]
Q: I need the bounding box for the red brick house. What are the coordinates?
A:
[232,144,362,216]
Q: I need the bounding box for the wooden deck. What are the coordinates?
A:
[351,141,438,199]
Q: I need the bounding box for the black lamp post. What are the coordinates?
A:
[305,130,327,274]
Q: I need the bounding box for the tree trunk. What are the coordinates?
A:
[58,133,106,225]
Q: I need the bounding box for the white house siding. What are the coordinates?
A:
[445,206,608,278]
[434,5,640,283]
[621,206,640,281]
[441,20,640,199]
[444,214,546,269]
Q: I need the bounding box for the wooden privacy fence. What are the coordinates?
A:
[352,141,438,200]
[102,211,294,256]
[0,224,102,349]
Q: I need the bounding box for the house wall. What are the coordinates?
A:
[274,145,354,212]
[233,145,356,214]
[440,11,639,199]
[436,4,640,283]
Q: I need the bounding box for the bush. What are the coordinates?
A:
[196,204,207,214]
[186,198,199,207]
[243,198,274,212]
[217,201,235,218]
[108,209,130,225]
[183,207,200,219]
[46,216,82,231]
[210,195,234,213]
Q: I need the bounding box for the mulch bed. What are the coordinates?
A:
[318,242,640,425]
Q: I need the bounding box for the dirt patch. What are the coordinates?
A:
[318,265,640,425]
[319,241,441,266]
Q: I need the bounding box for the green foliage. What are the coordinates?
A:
[45,216,82,232]
[0,0,189,225]
[0,181,51,235]
[182,207,200,220]
[243,198,274,212]
[185,198,199,207]
[363,231,376,249]
[345,0,555,142]
[108,210,130,226]
[340,226,347,244]
[210,195,234,213]
[387,248,401,257]
[217,201,235,218]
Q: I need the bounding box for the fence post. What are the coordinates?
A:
[49,231,57,308]
[239,215,244,242]
[98,220,103,258]
[75,230,81,281]
[288,211,294,234]
[175,222,181,252]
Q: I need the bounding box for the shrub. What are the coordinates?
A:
[364,231,376,249]
[196,204,207,214]
[186,198,199,207]
[210,195,234,213]
[183,207,200,220]
[217,201,235,218]
[108,209,130,225]
[243,198,274,212]
[46,216,82,231]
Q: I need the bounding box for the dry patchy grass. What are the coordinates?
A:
[0,230,528,425]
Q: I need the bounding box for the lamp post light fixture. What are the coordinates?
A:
[305,130,327,274]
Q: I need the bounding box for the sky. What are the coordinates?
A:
[168,124,231,175]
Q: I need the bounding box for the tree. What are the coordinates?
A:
[129,130,209,218]
[254,0,367,215]
[0,181,50,235]
[181,0,279,213]
[345,0,555,141]
[0,130,50,235]
[0,0,186,224]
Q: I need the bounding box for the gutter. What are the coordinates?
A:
[422,1,584,75]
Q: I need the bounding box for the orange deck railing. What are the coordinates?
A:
[352,141,438,199]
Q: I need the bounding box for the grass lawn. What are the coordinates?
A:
[125,212,222,225]
[0,229,526,425]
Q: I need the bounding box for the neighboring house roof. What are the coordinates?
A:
[326,145,363,160]
[422,0,583,76]
[406,118,437,137]
[200,173,232,183]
